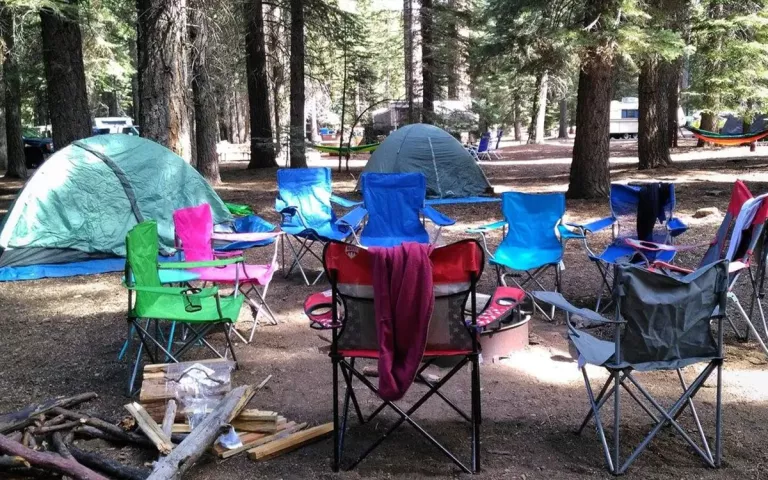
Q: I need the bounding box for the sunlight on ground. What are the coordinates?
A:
[496,345,601,386]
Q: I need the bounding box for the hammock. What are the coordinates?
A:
[684,125,768,146]
[313,143,380,155]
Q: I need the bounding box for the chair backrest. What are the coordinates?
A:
[723,192,768,269]
[359,172,429,247]
[476,134,491,153]
[324,240,484,352]
[125,221,162,313]
[500,191,564,254]
[173,204,214,262]
[700,180,753,267]
[610,183,676,242]
[275,167,336,229]
[617,260,727,368]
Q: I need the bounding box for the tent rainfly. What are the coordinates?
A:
[0,134,231,281]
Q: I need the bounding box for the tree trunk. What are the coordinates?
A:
[245,0,277,168]
[558,98,568,138]
[420,0,434,124]
[1,8,26,178]
[513,93,522,141]
[267,5,284,158]
[527,71,548,144]
[638,56,671,170]
[697,111,716,147]
[309,93,319,142]
[137,0,191,161]
[189,1,220,184]
[404,0,414,124]
[40,6,91,151]
[0,62,6,171]
[288,0,306,167]
[667,56,682,148]
[130,39,139,121]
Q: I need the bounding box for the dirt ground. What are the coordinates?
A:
[2,138,768,479]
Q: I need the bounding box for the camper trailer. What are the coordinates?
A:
[609,97,640,139]
[93,117,134,135]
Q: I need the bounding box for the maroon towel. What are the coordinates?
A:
[370,242,435,401]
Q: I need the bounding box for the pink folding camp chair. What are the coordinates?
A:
[173,204,282,342]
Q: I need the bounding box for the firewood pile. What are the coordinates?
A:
[0,360,331,479]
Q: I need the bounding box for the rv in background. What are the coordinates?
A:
[93,117,134,135]
[609,97,685,139]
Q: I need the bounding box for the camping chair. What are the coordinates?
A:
[488,129,503,160]
[629,180,768,357]
[173,204,282,342]
[123,221,242,396]
[275,167,363,285]
[468,191,565,320]
[569,182,688,311]
[343,172,455,247]
[532,259,728,475]
[309,240,485,473]
[467,133,492,161]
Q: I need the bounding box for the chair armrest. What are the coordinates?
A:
[159,257,243,269]
[211,231,281,242]
[421,205,456,226]
[330,194,362,208]
[570,216,615,234]
[214,250,244,258]
[278,206,309,229]
[125,285,219,298]
[558,224,585,240]
[466,220,507,234]
[530,291,622,325]
[623,238,705,253]
[667,217,688,237]
[337,206,367,231]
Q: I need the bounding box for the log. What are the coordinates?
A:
[0,455,30,469]
[160,400,176,439]
[6,432,22,443]
[0,392,98,434]
[247,423,333,461]
[69,445,151,480]
[124,403,173,455]
[147,385,255,480]
[215,422,304,459]
[35,419,83,434]
[51,431,73,459]
[0,433,109,480]
[74,426,154,449]
[53,408,151,446]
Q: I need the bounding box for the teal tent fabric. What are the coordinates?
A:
[0,134,230,271]
[357,124,493,198]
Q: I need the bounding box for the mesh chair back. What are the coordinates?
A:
[610,183,676,242]
[276,167,336,229]
[324,240,484,352]
[125,221,162,313]
[360,172,429,246]
[700,181,753,266]
[477,134,490,153]
[617,261,727,369]
[500,191,564,254]
[173,204,214,262]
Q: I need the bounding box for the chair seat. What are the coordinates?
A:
[339,349,472,358]
[282,223,351,242]
[134,293,244,323]
[591,242,675,265]
[491,245,562,271]
[360,232,430,248]
[192,263,275,285]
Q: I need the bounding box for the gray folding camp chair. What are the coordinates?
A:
[532,260,728,475]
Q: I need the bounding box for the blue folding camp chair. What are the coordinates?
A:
[344,172,455,248]
[467,133,492,162]
[469,191,565,319]
[276,167,364,285]
[569,183,687,311]
[213,215,279,252]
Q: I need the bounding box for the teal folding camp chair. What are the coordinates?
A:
[122,221,244,396]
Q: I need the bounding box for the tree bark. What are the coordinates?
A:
[638,56,671,169]
[567,0,619,199]
[404,0,414,124]
[558,98,568,138]
[189,0,220,184]
[697,110,716,147]
[267,4,284,158]
[513,93,522,141]
[40,5,91,151]
[288,0,306,167]
[527,71,548,144]
[1,7,26,178]
[137,0,191,161]
[130,39,139,121]
[0,61,6,171]
[420,0,434,124]
[245,0,277,168]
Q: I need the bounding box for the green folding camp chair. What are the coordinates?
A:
[123,220,244,395]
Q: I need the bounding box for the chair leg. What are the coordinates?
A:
[471,352,481,473]
[224,324,238,366]
[715,359,723,467]
[332,354,340,472]
[730,292,768,356]
[582,368,616,474]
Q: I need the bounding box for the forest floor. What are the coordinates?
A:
[2,138,768,479]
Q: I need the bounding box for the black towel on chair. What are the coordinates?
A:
[636,183,671,242]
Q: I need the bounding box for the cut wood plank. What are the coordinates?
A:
[215,422,305,459]
[247,423,333,462]
[231,416,285,433]
[160,400,177,439]
[171,423,191,434]
[143,358,232,374]
[0,392,98,434]
[147,384,256,480]
[124,402,173,455]
[237,409,278,421]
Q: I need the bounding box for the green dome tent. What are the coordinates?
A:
[0,134,231,281]
[357,123,492,198]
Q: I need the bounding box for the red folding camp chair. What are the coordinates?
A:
[306,240,487,473]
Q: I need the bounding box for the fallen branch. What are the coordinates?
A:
[35,419,83,434]
[0,433,109,480]
[69,445,151,480]
[0,455,30,469]
[53,408,151,446]
[0,392,98,434]
[148,385,256,479]
[74,426,155,449]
